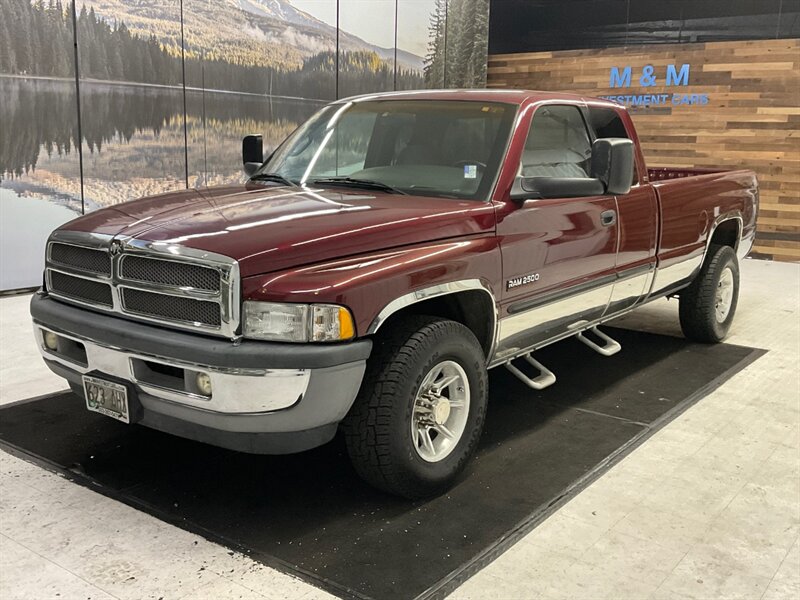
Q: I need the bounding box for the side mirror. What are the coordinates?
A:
[511,176,605,201]
[590,138,634,195]
[242,134,263,176]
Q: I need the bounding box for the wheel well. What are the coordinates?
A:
[710,219,740,251]
[375,290,495,359]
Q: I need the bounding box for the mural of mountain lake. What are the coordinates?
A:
[0,187,79,290]
[0,77,325,289]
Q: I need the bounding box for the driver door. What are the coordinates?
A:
[494,104,618,362]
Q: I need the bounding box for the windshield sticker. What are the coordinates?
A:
[464,164,478,179]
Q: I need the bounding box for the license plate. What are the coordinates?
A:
[83,375,130,423]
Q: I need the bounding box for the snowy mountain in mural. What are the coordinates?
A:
[73,0,424,71]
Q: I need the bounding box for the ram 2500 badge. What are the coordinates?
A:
[31,90,758,498]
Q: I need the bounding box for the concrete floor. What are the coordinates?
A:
[1,258,798,600]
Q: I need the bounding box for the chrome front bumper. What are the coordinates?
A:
[35,325,311,414]
[31,294,372,454]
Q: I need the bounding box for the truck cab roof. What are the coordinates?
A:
[334,88,623,110]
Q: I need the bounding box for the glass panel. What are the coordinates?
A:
[396,0,436,89]
[76,1,186,210]
[444,0,490,88]
[265,99,515,200]
[338,0,396,97]
[182,0,334,187]
[522,105,593,178]
[588,107,639,183]
[0,1,81,290]
[589,107,630,138]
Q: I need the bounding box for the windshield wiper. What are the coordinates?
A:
[406,185,461,199]
[249,172,296,187]
[310,177,408,195]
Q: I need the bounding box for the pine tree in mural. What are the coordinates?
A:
[424,0,447,88]
[0,12,15,73]
[424,0,489,89]
[0,0,71,76]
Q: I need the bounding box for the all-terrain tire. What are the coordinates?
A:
[342,315,488,499]
[679,244,740,343]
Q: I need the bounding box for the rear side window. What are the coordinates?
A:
[520,105,592,178]
[589,107,639,185]
[589,107,630,139]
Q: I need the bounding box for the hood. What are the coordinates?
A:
[62,184,497,277]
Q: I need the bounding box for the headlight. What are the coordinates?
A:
[243,301,355,342]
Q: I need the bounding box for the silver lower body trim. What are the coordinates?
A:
[489,256,700,368]
[606,269,653,315]
[34,326,309,414]
[647,255,703,299]
[493,282,614,364]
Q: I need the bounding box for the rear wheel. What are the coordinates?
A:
[679,245,740,343]
[342,316,488,499]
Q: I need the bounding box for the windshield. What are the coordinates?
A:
[258,99,516,200]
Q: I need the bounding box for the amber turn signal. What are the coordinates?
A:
[338,306,355,340]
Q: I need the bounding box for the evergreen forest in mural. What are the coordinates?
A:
[0,0,423,97]
[0,0,491,289]
[424,0,489,88]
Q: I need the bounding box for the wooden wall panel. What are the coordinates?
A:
[488,39,800,261]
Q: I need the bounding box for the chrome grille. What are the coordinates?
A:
[49,271,113,307]
[121,288,221,327]
[50,243,111,276]
[43,232,240,338]
[120,255,220,291]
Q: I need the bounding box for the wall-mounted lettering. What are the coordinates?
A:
[604,63,707,108]
[610,64,691,88]
[666,64,690,86]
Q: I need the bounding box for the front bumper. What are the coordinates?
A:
[31,294,371,454]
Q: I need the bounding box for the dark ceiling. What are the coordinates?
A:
[488,0,800,54]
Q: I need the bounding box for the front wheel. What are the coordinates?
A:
[342,316,488,499]
[679,245,740,343]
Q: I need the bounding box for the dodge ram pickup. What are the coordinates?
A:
[31,89,758,498]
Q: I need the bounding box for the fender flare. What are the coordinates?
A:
[701,213,744,266]
[366,279,499,361]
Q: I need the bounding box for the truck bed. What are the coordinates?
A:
[648,166,758,292]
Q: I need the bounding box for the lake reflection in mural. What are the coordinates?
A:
[0,77,322,288]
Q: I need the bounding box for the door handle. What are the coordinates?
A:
[600,210,617,227]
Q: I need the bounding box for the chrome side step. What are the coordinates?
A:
[576,326,622,357]
[505,354,557,390]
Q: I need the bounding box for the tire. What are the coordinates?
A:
[342,315,488,499]
[679,244,740,343]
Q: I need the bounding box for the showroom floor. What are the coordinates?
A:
[1,258,798,600]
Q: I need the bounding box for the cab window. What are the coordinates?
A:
[520,105,592,178]
[264,100,516,200]
[588,107,639,185]
[589,107,629,138]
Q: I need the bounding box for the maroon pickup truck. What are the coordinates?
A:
[31,90,758,498]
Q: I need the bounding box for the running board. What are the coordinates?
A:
[576,326,622,357]
[505,354,557,390]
